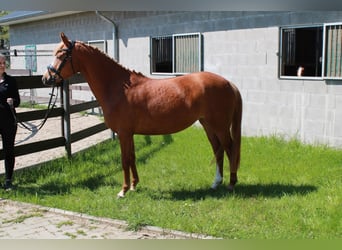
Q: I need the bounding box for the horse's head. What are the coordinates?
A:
[42,33,78,86]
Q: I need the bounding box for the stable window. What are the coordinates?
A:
[280,24,342,80]
[280,26,323,78]
[150,33,202,74]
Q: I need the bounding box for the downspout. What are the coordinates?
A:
[95,11,118,140]
[95,11,118,62]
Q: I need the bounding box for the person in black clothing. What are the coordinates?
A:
[0,54,20,190]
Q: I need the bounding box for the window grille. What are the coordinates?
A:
[151,36,172,73]
[324,24,342,78]
[151,33,202,74]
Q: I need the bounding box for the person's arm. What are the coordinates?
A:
[9,77,20,108]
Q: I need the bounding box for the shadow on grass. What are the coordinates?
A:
[137,135,173,164]
[12,174,116,197]
[150,183,318,201]
[1,135,174,197]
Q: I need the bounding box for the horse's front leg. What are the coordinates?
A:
[130,158,139,192]
[129,139,139,191]
[117,133,139,198]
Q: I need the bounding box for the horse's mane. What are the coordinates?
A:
[76,40,147,78]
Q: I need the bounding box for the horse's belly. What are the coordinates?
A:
[135,114,199,135]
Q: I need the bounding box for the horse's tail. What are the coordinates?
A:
[230,85,242,173]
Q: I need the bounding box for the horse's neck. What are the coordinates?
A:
[76,46,131,111]
[77,45,132,115]
[78,48,130,82]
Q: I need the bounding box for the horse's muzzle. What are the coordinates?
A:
[42,71,61,87]
[42,75,54,86]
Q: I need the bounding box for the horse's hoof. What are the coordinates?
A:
[117,190,125,198]
[211,180,223,190]
[129,183,137,191]
[227,184,234,192]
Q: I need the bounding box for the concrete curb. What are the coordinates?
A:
[1,199,218,239]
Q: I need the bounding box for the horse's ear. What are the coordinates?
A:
[60,32,71,47]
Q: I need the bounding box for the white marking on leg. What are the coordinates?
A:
[117,190,125,198]
[211,165,223,189]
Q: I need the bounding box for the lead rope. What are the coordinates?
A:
[11,85,59,132]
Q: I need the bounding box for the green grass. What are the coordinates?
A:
[2,211,43,224]
[1,126,341,239]
[19,101,48,109]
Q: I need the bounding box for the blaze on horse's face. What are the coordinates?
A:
[42,33,76,86]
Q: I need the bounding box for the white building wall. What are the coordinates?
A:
[119,37,150,74]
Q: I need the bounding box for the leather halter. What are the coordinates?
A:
[45,40,76,85]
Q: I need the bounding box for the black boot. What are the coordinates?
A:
[3,179,13,190]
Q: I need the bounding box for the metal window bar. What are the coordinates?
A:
[281,28,296,76]
[283,29,296,65]
[151,36,172,73]
[0,49,53,57]
[324,24,342,78]
[151,33,201,75]
[173,33,201,74]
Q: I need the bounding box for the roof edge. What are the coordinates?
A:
[0,11,84,25]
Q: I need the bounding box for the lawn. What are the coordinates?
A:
[1,126,341,239]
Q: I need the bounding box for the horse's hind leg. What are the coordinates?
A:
[200,119,224,189]
[202,118,238,191]
[216,129,237,191]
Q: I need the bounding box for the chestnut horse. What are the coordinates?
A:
[42,33,243,198]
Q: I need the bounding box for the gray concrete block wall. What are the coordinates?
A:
[6,11,342,147]
[203,23,342,147]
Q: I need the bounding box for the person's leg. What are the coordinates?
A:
[2,124,17,189]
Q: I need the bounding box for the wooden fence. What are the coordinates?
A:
[0,72,108,160]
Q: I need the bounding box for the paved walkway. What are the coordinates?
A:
[0,199,214,239]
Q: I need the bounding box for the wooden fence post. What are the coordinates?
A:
[60,81,65,139]
[62,80,72,158]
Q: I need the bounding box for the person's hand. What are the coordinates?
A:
[7,98,14,107]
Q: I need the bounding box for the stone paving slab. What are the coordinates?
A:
[0,199,215,239]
